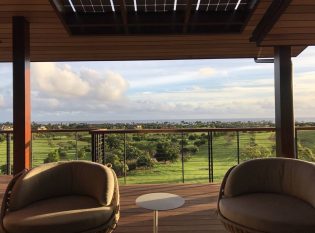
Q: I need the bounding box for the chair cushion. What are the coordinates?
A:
[219,193,315,233]
[3,195,114,233]
[9,161,115,210]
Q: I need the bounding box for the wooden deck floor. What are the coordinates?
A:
[0,176,227,233]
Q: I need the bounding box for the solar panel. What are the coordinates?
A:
[63,0,251,13]
[56,0,257,35]
[62,0,119,13]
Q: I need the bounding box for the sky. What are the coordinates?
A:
[1,46,315,122]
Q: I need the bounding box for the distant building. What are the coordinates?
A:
[37,126,47,130]
[1,125,13,131]
[136,125,143,129]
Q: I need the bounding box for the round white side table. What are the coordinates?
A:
[136,193,185,233]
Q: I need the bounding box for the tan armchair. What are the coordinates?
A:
[1,161,120,233]
[217,158,315,233]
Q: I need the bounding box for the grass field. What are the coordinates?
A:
[1,130,314,184]
[123,131,276,184]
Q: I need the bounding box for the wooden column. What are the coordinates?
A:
[12,16,31,174]
[274,46,295,158]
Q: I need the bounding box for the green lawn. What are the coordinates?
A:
[121,131,277,184]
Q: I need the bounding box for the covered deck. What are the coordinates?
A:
[0,176,225,233]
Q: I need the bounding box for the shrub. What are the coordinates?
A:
[0,164,13,175]
[58,148,68,159]
[188,134,197,140]
[241,145,271,160]
[44,151,60,163]
[78,148,86,159]
[136,154,155,168]
[127,160,137,171]
[155,142,179,162]
[297,143,315,162]
[194,139,206,147]
[126,145,143,160]
[106,154,128,177]
[107,135,122,150]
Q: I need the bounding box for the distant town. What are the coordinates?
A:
[1,119,315,131]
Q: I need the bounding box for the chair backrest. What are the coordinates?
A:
[9,161,115,211]
[224,158,315,208]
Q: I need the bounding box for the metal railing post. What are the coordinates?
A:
[236,131,240,164]
[181,132,185,183]
[102,134,106,164]
[6,133,11,175]
[124,133,127,184]
[91,133,96,162]
[295,128,298,159]
[30,132,33,168]
[207,131,211,183]
[210,131,214,182]
[75,132,78,160]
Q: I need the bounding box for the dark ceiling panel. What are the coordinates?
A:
[55,0,257,35]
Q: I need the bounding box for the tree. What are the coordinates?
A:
[297,143,315,162]
[106,154,128,177]
[194,139,206,147]
[44,151,60,163]
[155,142,179,162]
[0,134,5,143]
[249,133,257,147]
[78,148,86,159]
[107,135,122,150]
[136,153,155,168]
[241,145,271,160]
[58,148,68,159]
[126,145,143,160]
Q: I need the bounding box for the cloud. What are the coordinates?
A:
[30,63,129,118]
[94,71,128,101]
[0,95,4,107]
[32,63,90,98]
[198,67,216,76]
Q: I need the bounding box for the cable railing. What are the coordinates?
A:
[90,127,315,183]
[1,127,315,183]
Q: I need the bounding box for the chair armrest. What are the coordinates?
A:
[217,166,236,213]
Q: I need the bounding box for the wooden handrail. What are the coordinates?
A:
[0,128,93,134]
[89,127,276,134]
[0,126,315,135]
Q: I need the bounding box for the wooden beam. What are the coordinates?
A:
[49,0,72,35]
[274,46,295,158]
[183,0,193,33]
[118,0,129,34]
[12,16,31,174]
[251,0,292,45]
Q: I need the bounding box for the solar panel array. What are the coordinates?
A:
[62,0,251,13]
[57,0,257,35]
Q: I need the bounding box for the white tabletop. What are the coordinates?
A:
[136,193,185,211]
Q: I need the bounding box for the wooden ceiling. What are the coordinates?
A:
[0,0,313,62]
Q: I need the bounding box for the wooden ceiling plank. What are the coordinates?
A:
[251,0,293,45]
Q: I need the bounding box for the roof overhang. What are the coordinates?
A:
[0,0,314,62]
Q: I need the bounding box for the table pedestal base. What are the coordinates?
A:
[153,210,158,233]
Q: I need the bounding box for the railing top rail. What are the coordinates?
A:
[0,128,93,134]
[1,126,315,135]
[89,127,276,134]
[32,128,94,133]
[296,126,315,130]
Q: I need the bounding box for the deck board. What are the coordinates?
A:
[0,176,227,233]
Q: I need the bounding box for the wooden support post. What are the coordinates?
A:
[274,46,295,158]
[12,16,31,174]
